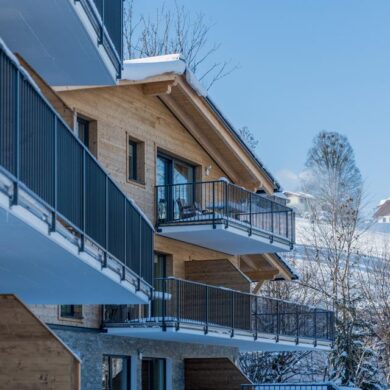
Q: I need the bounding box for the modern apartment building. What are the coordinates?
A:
[0,1,335,389]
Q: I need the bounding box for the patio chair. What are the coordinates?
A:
[176,198,213,220]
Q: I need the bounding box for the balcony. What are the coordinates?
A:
[104,277,334,352]
[0,0,123,86]
[241,384,340,390]
[156,181,295,255]
[0,41,153,304]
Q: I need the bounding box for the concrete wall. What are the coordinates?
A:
[54,328,239,390]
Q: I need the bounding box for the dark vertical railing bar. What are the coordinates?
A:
[254,296,258,340]
[231,290,235,337]
[204,285,209,334]
[0,45,153,290]
[11,70,20,206]
[313,309,317,347]
[176,278,180,330]
[80,148,86,252]
[51,116,58,232]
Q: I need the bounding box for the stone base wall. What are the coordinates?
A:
[53,327,239,390]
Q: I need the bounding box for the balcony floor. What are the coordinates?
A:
[105,323,331,352]
[0,190,149,305]
[158,222,292,255]
[0,0,117,85]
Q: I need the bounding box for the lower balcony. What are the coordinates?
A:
[0,41,153,304]
[156,181,295,255]
[104,278,335,352]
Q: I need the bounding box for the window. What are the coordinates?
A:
[60,305,83,320]
[128,140,138,181]
[127,136,145,184]
[154,253,166,279]
[142,358,166,390]
[77,117,90,148]
[102,355,131,390]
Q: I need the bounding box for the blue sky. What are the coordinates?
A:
[135,1,390,212]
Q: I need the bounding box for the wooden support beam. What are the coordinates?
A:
[143,80,177,96]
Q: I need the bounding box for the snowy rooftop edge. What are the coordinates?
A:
[122,54,207,97]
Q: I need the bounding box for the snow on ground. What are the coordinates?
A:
[295,217,390,257]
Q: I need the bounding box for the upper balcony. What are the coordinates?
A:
[104,277,334,352]
[0,40,153,304]
[156,181,295,255]
[0,0,123,86]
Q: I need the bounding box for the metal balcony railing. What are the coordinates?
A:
[241,384,340,390]
[76,0,123,78]
[104,277,335,344]
[155,180,295,245]
[0,43,153,289]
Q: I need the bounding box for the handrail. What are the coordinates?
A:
[0,41,153,289]
[155,180,295,244]
[104,277,335,343]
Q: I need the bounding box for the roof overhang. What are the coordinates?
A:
[75,70,279,193]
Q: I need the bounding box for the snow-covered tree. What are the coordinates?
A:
[301,131,384,389]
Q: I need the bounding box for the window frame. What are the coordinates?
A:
[128,139,138,181]
[141,357,167,390]
[77,116,90,148]
[59,305,83,321]
[103,354,131,390]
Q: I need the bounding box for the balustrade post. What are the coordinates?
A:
[224,181,228,228]
[231,290,235,338]
[295,305,300,345]
[204,285,209,334]
[313,308,317,347]
[11,71,20,207]
[124,199,127,264]
[212,181,216,228]
[285,210,289,239]
[270,201,274,243]
[176,278,180,330]
[254,296,258,341]
[276,300,280,342]
[79,148,86,253]
[249,193,252,236]
[50,116,58,232]
[162,278,166,331]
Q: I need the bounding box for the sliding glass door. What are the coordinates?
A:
[156,153,194,221]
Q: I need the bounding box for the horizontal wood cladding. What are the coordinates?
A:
[185,259,250,293]
[185,358,251,390]
[155,235,239,279]
[0,295,80,390]
[58,84,228,223]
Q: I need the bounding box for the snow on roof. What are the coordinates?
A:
[284,190,315,199]
[122,54,208,97]
[123,54,281,191]
[373,199,390,218]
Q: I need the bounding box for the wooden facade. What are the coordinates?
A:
[184,358,251,390]
[0,295,80,390]
[54,78,292,289]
